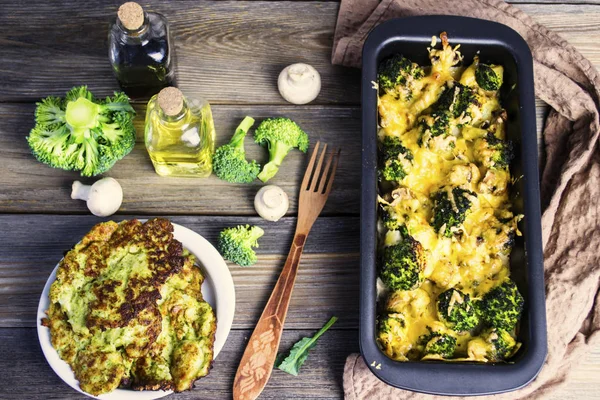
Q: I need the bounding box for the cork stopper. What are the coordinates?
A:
[157,87,184,116]
[118,2,144,31]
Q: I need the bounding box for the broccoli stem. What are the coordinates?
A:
[258,141,293,182]
[230,116,255,149]
[65,97,101,129]
[247,227,265,243]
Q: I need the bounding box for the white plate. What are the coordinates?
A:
[37,222,235,400]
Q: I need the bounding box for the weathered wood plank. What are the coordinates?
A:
[0,0,359,104]
[1,327,599,399]
[0,215,359,329]
[0,100,551,216]
[0,104,360,215]
[547,347,600,400]
[0,2,599,104]
[520,3,600,59]
[0,327,357,399]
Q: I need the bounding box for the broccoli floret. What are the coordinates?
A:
[380,236,425,291]
[27,86,135,177]
[481,279,524,330]
[437,288,480,332]
[382,208,399,230]
[419,110,452,138]
[417,82,478,145]
[421,331,457,358]
[431,187,476,237]
[217,225,265,267]
[381,136,411,160]
[381,159,407,181]
[382,207,401,231]
[213,116,260,183]
[254,118,309,182]
[480,328,517,361]
[475,64,503,91]
[377,54,424,99]
[481,213,518,255]
[473,132,514,170]
[381,206,411,236]
[377,312,408,359]
[435,81,478,119]
[467,327,518,361]
[380,136,413,182]
[378,312,406,335]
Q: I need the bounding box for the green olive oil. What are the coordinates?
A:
[144,87,215,177]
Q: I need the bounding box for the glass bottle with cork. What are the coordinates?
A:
[108,2,176,99]
[145,87,215,177]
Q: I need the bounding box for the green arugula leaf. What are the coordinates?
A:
[276,316,338,376]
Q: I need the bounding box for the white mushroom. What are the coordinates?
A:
[277,63,321,105]
[254,185,289,221]
[71,177,123,217]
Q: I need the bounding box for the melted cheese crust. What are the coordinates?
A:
[376,40,522,362]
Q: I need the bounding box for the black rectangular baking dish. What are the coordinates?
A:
[360,16,547,396]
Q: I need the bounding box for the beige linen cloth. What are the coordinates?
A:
[332,0,600,398]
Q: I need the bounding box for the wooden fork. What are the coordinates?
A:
[232,141,340,400]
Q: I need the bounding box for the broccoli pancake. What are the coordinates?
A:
[42,218,216,396]
[376,34,523,363]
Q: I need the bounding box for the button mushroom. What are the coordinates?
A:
[71,177,123,217]
[254,185,289,222]
[277,63,321,105]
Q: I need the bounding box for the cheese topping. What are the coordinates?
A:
[376,34,522,362]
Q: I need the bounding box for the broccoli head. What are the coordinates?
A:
[473,132,514,170]
[217,224,264,267]
[480,328,517,361]
[377,312,408,358]
[381,135,412,160]
[27,86,136,176]
[382,159,407,182]
[381,208,399,230]
[481,214,518,255]
[380,236,425,291]
[475,64,503,91]
[380,136,413,182]
[417,81,478,145]
[418,110,452,138]
[431,187,476,237]
[381,204,415,238]
[381,207,406,232]
[378,312,406,337]
[437,288,480,332]
[254,118,309,182]
[481,279,524,330]
[421,331,457,358]
[435,81,478,120]
[377,54,424,99]
[213,116,260,183]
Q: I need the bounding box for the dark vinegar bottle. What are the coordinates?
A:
[108,2,176,99]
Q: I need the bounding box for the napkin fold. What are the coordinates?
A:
[332,1,600,398]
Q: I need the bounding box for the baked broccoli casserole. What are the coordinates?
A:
[376,33,524,362]
[42,218,216,395]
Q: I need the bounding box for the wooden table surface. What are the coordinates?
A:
[1,1,599,399]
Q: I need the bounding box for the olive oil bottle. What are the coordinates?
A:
[108,2,176,99]
[145,87,215,177]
